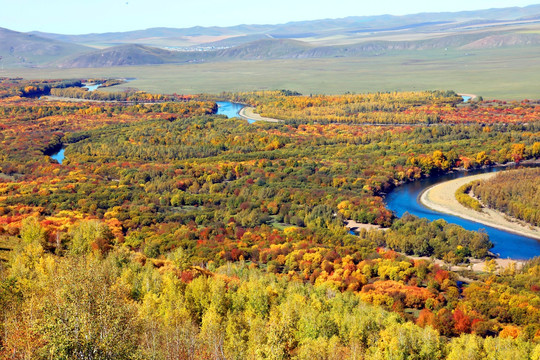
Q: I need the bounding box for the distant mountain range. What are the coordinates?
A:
[0,27,91,68]
[2,4,540,69]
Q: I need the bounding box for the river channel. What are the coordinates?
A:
[216,101,244,118]
[217,101,259,123]
[50,101,248,164]
[219,100,540,259]
[49,100,540,259]
[385,166,540,259]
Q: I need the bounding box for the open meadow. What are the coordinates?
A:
[3,46,540,99]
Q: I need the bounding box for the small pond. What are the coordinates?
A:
[50,148,65,164]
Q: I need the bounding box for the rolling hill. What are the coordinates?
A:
[3,4,540,69]
[0,27,91,68]
[460,33,540,49]
[57,44,190,68]
[28,4,540,48]
[56,30,540,68]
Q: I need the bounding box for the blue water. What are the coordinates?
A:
[385,166,540,259]
[216,101,244,118]
[216,101,258,123]
[51,148,65,164]
[462,95,472,103]
[83,79,135,92]
[83,83,102,92]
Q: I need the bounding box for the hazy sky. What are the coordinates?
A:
[2,0,539,34]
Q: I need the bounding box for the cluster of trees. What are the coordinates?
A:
[208,90,540,126]
[441,100,540,124]
[86,78,127,88]
[473,168,540,226]
[1,80,540,357]
[0,77,198,103]
[209,90,461,125]
[384,214,491,261]
[455,181,483,211]
[0,77,82,98]
[0,98,216,165]
[50,86,199,103]
[1,219,539,358]
[0,99,216,123]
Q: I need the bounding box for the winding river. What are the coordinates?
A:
[50,101,247,164]
[82,78,135,92]
[217,101,258,123]
[49,79,101,164]
[83,83,101,92]
[385,166,540,259]
[49,100,539,259]
[217,100,540,259]
[216,101,244,118]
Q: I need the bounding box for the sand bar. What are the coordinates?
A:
[345,220,383,232]
[238,106,282,123]
[420,172,540,241]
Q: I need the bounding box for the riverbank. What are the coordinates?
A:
[345,220,383,232]
[238,106,281,123]
[420,172,540,241]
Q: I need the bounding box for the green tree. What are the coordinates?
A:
[372,322,444,360]
[68,220,114,256]
[33,257,142,359]
[20,216,46,246]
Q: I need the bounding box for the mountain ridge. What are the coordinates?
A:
[0,27,91,68]
[55,31,540,68]
[3,4,540,69]
[28,4,540,46]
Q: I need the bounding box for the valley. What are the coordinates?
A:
[1,3,540,359]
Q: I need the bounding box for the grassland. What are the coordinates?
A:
[2,46,540,99]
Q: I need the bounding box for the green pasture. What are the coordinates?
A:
[2,47,540,100]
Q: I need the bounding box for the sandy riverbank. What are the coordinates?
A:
[420,172,540,241]
[238,106,282,123]
[345,220,383,232]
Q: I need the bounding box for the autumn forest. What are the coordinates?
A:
[0,78,539,359]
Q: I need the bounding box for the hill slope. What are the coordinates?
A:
[0,27,91,68]
[57,31,538,68]
[4,4,540,69]
[57,44,189,68]
[28,4,540,48]
[460,33,540,49]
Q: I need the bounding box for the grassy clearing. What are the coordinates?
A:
[268,215,293,230]
[2,47,540,99]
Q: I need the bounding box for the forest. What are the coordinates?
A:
[472,167,540,226]
[0,78,539,359]
[209,90,540,126]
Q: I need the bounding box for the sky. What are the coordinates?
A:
[1,0,539,34]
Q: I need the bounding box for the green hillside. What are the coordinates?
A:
[0,27,91,68]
